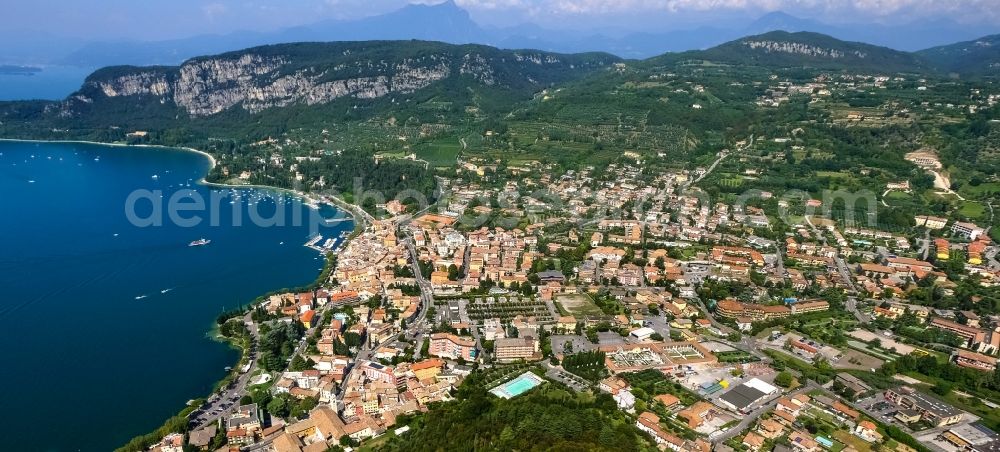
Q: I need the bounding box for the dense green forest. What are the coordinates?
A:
[377,372,656,452]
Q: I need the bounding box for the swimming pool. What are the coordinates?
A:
[490,371,545,399]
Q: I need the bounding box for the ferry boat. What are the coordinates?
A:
[189,238,211,247]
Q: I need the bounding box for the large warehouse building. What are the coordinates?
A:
[718,378,779,413]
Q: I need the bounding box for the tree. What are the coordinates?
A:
[267,395,291,418]
[932,381,953,396]
[774,371,794,388]
[499,426,515,445]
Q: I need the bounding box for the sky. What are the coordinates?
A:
[5,0,1000,41]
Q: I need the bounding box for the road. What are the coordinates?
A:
[712,381,820,443]
[684,149,729,190]
[402,235,434,327]
[916,229,931,261]
[189,311,261,430]
[985,245,1000,271]
[336,233,433,404]
[831,256,864,323]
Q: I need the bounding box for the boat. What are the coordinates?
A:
[189,238,211,247]
[160,288,173,294]
[135,295,147,300]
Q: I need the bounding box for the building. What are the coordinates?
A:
[884,386,964,427]
[300,310,316,328]
[930,317,988,347]
[601,341,717,374]
[276,406,347,451]
[941,423,998,451]
[630,327,656,341]
[556,316,578,333]
[952,221,986,241]
[188,425,218,450]
[718,378,778,413]
[537,270,566,283]
[411,358,446,380]
[599,376,636,410]
[494,337,540,362]
[716,299,828,322]
[636,412,685,451]
[915,215,948,230]
[226,404,262,444]
[788,430,819,452]
[654,393,681,410]
[836,373,872,395]
[678,401,716,429]
[429,333,477,361]
[855,420,883,443]
[954,350,998,372]
[743,432,766,451]
[936,238,951,260]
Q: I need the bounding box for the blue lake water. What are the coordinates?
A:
[0,66,93,101]
[0,140,353,451]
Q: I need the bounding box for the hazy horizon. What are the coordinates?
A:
[6,0,1000,42]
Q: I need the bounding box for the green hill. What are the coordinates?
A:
[918,34,1000,77]
[649,31,932,74]
[0,40,620,138]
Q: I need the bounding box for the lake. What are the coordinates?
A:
[0,140,352,451]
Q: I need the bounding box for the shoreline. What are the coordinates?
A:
[0,137,365,227]
[1,137,362,451]
[0,138,218,179]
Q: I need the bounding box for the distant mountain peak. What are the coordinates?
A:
[399,0,468,16]
[755,11,802,22]
[746,11,822,35]
[657,30,932,73]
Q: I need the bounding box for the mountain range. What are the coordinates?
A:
[2,29,998,140]
[4,1,998,68]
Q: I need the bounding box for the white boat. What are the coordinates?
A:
[135,295,147,300]
[189,238,211,247]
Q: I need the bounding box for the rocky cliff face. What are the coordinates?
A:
[75,43,612,117]
[742,40,867,59]
[97,71,172,97]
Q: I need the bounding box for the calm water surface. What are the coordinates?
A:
[0,140,352,451]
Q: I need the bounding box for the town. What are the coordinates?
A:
[145,133,1000,452]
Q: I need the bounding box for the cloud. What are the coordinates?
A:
[201,2,229,21]
[442,0,1000,22]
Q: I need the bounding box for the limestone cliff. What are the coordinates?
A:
[73,41,617,117]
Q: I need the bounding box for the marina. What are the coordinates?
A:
[304,229,351,254]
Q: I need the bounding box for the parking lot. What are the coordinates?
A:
[550,335,595,355]
[598,331,626,346]
[856,395,904,429]
[546,365,591,392]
